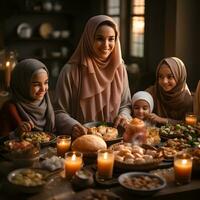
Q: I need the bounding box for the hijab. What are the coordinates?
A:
[67,15,124,122]
[132,91,154,113]
[147,57,193,120]
[194,80,200,115]
[10,58,55,132]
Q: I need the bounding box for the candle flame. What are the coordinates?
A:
[103,152,108,160]
[6,61,10,67]
[72,154,76,161]
[182,159,188,165]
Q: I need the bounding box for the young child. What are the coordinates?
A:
[131,91,154,123]
[0,58,55,136]
[123,91,154,144]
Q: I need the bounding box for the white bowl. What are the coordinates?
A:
[118,172,166,196]
[8,168,49,193]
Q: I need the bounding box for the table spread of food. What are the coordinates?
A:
[1,120,200,200]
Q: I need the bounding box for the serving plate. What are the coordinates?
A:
[8,168,49,193]
[84,121,124,145]
[109,142,164,171]
[118,172,166,196]
[17,23,32,38]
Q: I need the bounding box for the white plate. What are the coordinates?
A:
[118,172,166,196]
[17,23,32,38]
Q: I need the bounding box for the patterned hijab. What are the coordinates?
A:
[10,58,55,132]
[194,80,200,115]
[67,15,124,121]
[148,57,193,120]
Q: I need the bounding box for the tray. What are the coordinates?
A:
[84,121,124,146]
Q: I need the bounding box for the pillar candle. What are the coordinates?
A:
[57,135,71,157]
[185,114,197,126]
[174,154,192,185]
[97,149,114,179]
[65,151,82,179]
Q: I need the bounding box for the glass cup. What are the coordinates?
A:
[56,135,71,157]
[185,113,197,126]
[65,151,83,179]
[97,149,114,180]
[174,151,193,185]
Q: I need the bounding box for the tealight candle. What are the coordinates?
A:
[97,149,114,180]
[185,113,197,126]
[174,153,193,185]
[57,135,71,157]
[65,151,83,179]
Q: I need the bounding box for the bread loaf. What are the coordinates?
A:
[71,135,107,153]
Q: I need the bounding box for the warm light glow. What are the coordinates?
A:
[182,159,187,165]
[6,61,10,67]
[133,17,144,34]
[72,154,76,161]
[103,152,108,160]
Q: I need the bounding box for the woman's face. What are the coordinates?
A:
[93,24,116,61]
[132,100,150,120]
[30,71,48,101]
[158,63,177,92]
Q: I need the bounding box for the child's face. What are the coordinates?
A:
[158,64,177,92]
[30,71,48,101]
[132,100,150,120]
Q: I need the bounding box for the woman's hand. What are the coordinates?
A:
[145,113,168,124]
[114,114,129,128]
[72,124,88,139]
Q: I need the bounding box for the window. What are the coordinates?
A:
[130,0,145,57]
[106,0,145,62]
[106,0,120,26]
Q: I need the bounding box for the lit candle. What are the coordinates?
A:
[65,151,83,179]
[174,153,192,185]
[97,149,114,179]
[57,135,71,157]
[185,113,197,126]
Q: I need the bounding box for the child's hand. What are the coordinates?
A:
[145,113,168,124]
[16,121,34,136]
[20,121,34,131]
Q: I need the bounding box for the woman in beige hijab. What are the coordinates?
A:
[54,15,131,138]
[146,57,193,124]
[194,80,200,115]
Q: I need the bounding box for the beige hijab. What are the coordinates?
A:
[194,80,200,115]
[147,57,193,120]
[68,15,124,121]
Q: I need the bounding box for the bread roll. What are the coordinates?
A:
[71,135,107,153]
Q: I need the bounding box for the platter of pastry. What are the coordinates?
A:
[109,142,163,171]
[84,121,124,145]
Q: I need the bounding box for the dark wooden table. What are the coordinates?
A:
[1,158,200,200]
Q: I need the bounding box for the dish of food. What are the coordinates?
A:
[3,139,40,159]
[65,189,120,200]
[160,123,199,141]
[84,121,124,145]
[20,131,56,146]
[8,168,49,193]
[118,172,166,196]
[109,142,163,171]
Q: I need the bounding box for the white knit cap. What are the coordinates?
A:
[132,91,154,112]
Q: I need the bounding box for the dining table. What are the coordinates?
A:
[1,129,200,200]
